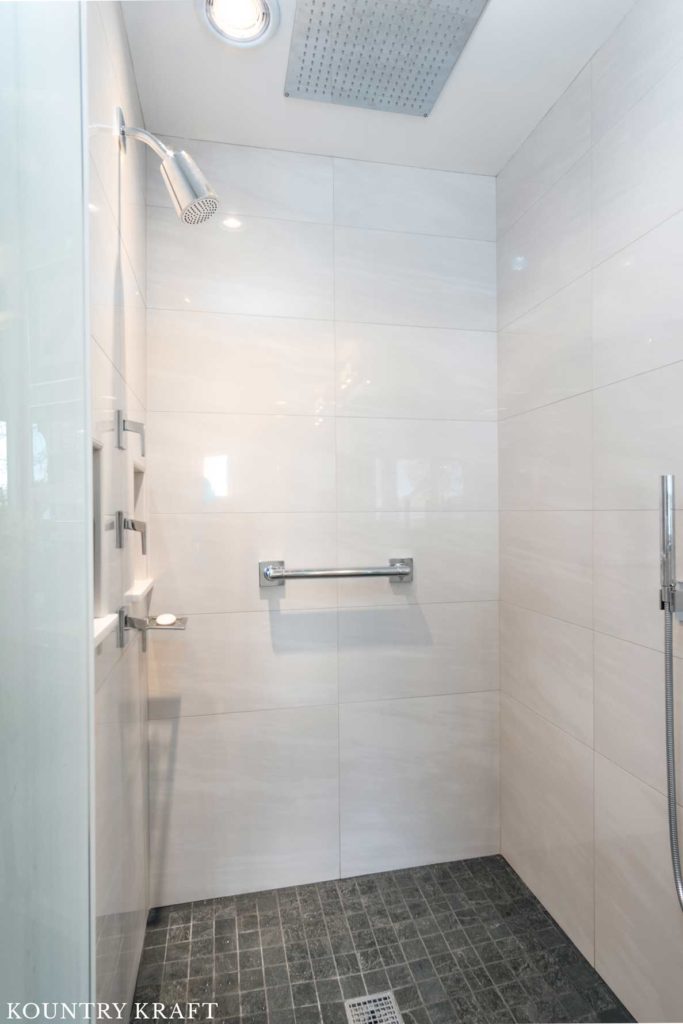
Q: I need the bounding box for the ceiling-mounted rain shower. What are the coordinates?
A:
[117,108,219,225]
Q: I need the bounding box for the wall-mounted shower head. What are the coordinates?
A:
[117,108,218,225]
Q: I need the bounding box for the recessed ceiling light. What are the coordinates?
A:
[202,0,279,47]
[222,215,243,230]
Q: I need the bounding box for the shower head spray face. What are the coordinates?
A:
[160,150,219,225]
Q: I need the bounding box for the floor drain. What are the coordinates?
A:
[344,991,405,1024]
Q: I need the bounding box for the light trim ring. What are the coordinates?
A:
[202,0,279,47]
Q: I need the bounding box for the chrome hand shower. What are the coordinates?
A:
[659,474,683,912]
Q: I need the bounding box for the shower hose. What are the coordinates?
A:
[664,604,683,912]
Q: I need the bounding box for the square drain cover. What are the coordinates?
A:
[345,991,404,1024]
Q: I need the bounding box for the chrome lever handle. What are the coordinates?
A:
[116,409,146,456]
[115,511,147,555]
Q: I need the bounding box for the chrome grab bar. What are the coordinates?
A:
[259,557,413,588]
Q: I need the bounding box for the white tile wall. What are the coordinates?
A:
[87,1,149,1009]
[498,3,683,1016]
[147,141,499,903]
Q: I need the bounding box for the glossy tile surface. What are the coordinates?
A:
[335,227,496,330]
[336,323,497,421]
[340,693,499,876]
[148,707,340,905]
[501,697,594,962]
[148,412,336,513]
[338,602,498,703]
[133,856,633,1024]
[336,418,497,513]
[333,158,495,239]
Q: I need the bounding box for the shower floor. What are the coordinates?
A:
[132,855,633,1024]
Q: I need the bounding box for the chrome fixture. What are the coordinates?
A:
[201,0,279,46]
[284,0,489,117]
[115,511,147,555]
[117,107,218,224]
[259,558,413,588]
[117,607,187,651]
[116,409,146,457]
[659,474,683,913]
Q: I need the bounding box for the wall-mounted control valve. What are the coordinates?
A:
[115,511,147,555]
[117,607,187,651]
[116,409,146,456]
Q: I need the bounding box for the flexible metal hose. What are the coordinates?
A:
[664,605,683,912]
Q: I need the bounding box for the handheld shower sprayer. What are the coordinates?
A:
[117,107,218,225]
[659,474,683,913]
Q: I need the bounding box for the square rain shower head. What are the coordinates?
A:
[284,0,489,117]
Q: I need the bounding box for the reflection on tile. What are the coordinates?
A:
[148,310,335,416]
[593,58,683,265]
[594,362,683,511]
[500,511,592,627]
[336,322,497,421]
[594,631,683,799]
[150,513,337,614]
[501,696,594,961]
[500,603,593,744]
[147,412,336,513]
[147,206,334,319]
[149,610,337,717]
[148,139,333,224]
[335,227,496,330]
[337,511,498,607]
[498,156,591,329]
[336,418,497,512]
[333,158,495,240]
[591,0,683,141]
[595,754,683,1023]
[499,394,592,510]
[339,602,498,703]
[340,693,499,876]
[149,706,339,904]
[498,275,592,419]
[593,210,683,386]
[497,67,591,236]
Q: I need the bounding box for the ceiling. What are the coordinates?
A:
[122,0,633,175]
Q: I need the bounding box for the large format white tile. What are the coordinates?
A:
[498,275,592,419]
[335,227,496,331]
[592,0,683,142]
[336,322,496,421]
[501,696,594,961]
[334,159,495,240]
[148,310,335,416]
[499,394,592,510]
[148,139,333,224]
[147,206,334,319]
[498,155,591,329]
[337,511,498,608]
[149,706,339,904]
[148,609,338,717]
[147,411,336,513]
[338,602,498,703]
[595,755,683,1023]
[340,692,499,876]
[500,603,593,744]
[594,632,683,799]
[500,511,592,627]
[150,512,338,614]
[497,67,591,236]
[594,362,683,510]
[593,57,683,265]
[336,418,497,513]
[593,209,683,386]
[593,510,683,653]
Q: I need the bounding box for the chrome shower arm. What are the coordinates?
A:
[122,123,171,160]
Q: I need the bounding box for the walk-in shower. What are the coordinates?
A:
[659,475,683,913]
[117,107,218,224]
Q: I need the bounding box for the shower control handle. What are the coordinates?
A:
[115,511,147,555]
[116,409,146,456]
